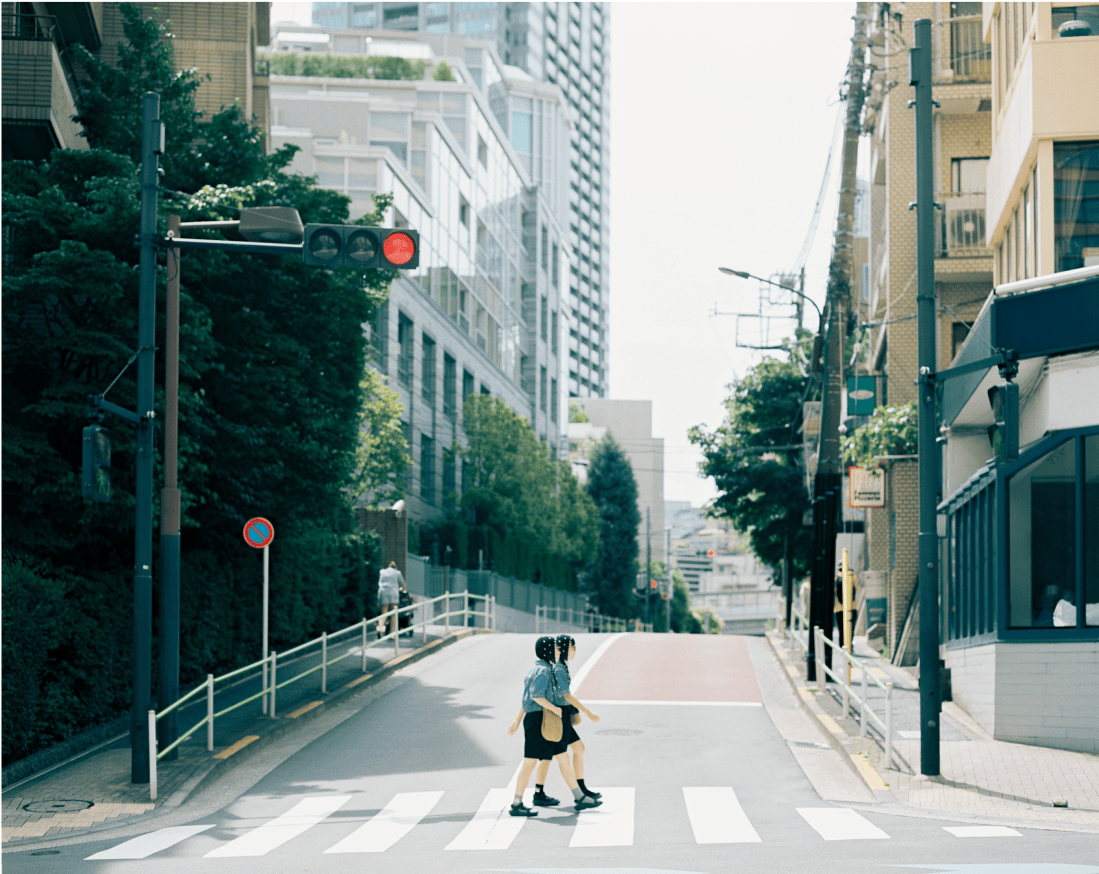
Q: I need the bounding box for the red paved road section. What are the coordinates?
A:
[575,634,762,703]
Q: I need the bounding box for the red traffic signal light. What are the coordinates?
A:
[707,549,715,557]
[650,579,658,589]
[302,225,420,270]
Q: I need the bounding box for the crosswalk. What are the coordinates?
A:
[83,787,1022,861]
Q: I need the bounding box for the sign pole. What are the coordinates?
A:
[263,543,270,715]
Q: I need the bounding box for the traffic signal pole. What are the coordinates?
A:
[132,92,161,783]
[910,18,942,776]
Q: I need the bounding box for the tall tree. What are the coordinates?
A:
[1,4,401,763]
[585,436,641,618]
[688,355,813,582]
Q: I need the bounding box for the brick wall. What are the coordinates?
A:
[886,460,920,655]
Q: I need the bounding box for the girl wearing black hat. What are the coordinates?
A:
[506,637,602,816]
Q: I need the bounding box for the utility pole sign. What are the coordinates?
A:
[244,518,275,714]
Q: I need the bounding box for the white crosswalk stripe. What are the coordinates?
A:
[444,787,533,851]
[204,795,351,857]
[325,791,443,853]
[81,788,1032,860]
[683,787,762,843]
[569,788,634,847]
[85,825,215,860]
[797,806,891,840]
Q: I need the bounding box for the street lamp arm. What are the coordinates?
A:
[717,266,823,322]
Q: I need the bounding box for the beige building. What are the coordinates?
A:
[568,398,665,566]
[2,2,269,162]
[860,1,995,660]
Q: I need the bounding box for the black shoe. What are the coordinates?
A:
[574,796,602,811]
[579,788,602,800]
[532,792,560,807]
[509,803,538,817]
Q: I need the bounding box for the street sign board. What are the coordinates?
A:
[848,466,886,508]
[243,517,275,548]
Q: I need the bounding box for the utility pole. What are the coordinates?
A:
[132,92,162,783]
[910,17,942,776]
[807,4,869,682]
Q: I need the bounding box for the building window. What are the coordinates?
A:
[459,194,470,227]
[397,312,414,389]
[951,322,971,362]
[420,433,436,504]
[540,365,547,412]
[550,377,558,422]
[1052,5,1099,38]
[462,369,475,405]
[422,334,436,407]
[551,310,559,354]
[540,296,548,342]
[542,225,549,270]
[1008,434,1099,629]
[443,447,457,510]
[951,157,988,194]
[478,135,488,168]
[1054,141,1099,272]
[552,242,559,288]
[371,301,389,373]
[443,353,457,418]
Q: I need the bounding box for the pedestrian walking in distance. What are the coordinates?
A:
[507,637,602,816]
[376,561,403,636]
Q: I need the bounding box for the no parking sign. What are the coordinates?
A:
[243,517,274,548]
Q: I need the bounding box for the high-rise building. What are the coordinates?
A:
[266,27,573,520]
[308,2,610,398]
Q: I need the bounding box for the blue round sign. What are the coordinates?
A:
[243,517,274,548]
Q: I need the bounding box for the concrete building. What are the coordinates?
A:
[860,1,995,659]
[2,2,268,160]
[567,398,664,565]
[308,1,610,398]
[932,4,1099,754]
[266,27,573,521]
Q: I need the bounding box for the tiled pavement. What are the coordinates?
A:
[766,629,1099,831]
[2,625,481,845]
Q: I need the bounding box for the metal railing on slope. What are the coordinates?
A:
[146,590,494,800]
[534,605,651,634]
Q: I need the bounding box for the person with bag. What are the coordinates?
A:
[554,634,602,801]
[376,561,403,636]
[506,637,602,817]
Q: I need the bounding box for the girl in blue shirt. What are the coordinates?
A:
[506,637,602,816]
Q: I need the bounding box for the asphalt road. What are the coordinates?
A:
[7,633,1097,874]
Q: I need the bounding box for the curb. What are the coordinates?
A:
[2,627,488,852]
[764,631,895,802]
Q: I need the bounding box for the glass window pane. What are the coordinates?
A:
[1008,440,1077,628]
[1054,141,1099,272]
[315,156,344,188]
[371,112,409,140]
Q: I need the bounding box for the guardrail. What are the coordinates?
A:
[146,590,493,800]
[534,605,651,634]
[785,602,810,655]
[813,625,893,769]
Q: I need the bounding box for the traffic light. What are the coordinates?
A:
[650,579,658,591]
[82,425,112,502]
[987,382,1019,462]
[302,225,419,270]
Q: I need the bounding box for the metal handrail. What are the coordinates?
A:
[813,625,893,769]
[534,605,651,634]
[786,603,810,655]
[147,589,496,799]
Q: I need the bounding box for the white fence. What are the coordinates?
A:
[146,591,493,801]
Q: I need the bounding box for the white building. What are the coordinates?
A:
[266,29,573,520]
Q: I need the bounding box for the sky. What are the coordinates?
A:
[270,1,858,509]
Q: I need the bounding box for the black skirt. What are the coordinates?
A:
[523,710,560,760]
[560,705,580,747]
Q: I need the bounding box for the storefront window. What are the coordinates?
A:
[1008,440,1075,628]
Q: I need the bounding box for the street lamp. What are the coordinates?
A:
[717,266,822,327]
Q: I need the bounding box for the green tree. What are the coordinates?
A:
[458,395,597,585]
[585,436,640,618]
[351,366,412,507]
[843,402,918,469]
[688,354,813,582]
[432,60,457,82]
[1,4,397,762]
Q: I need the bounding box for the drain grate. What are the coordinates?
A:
[23,800,94,813]
[596,729,642,736]
[788,740,830,750]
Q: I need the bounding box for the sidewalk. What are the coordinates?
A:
[2,623,484,847]
[766,629,1099,832]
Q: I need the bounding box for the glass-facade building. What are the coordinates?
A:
[309,2,610,398]
[267,28,572,519]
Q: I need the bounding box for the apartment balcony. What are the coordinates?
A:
[944,16,991,84]
[936,193,993,273]
[2,12,86,159]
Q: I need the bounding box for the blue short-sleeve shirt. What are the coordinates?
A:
[552,663,572,701]
[521,661,553,713]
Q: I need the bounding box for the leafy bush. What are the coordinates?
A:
[266,52,426,81]
[842,402,918,469]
